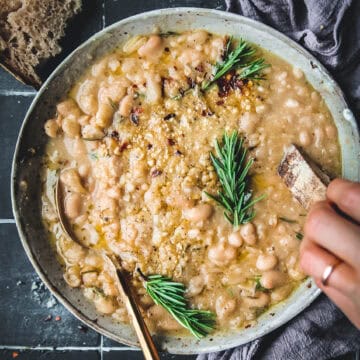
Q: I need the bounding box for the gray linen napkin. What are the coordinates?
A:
[225,0,360,120]
[197,1,360,359]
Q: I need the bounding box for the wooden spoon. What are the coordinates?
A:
[55,176,160,360]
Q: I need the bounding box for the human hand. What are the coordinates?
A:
[300,178,360,329]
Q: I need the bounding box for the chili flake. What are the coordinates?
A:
[151,169,162,177]
[164,113,176,121]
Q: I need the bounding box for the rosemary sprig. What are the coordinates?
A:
[201,37,269,91]
[205,131,264,227]
[143,274,215,339]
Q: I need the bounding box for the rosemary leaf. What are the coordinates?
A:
[201,37,269,91]
[279,217,297,224]
[206,131,264,227]
[89,152,99,161]
[254,276,268,292]
[144,274,215,339]
[108,97,118,111]
[296,232,304,240]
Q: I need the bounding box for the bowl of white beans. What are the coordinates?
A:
[11,7,360,354]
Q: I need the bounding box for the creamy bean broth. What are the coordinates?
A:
[42,30,341,335]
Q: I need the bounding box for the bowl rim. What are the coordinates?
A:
[11,6,359,354]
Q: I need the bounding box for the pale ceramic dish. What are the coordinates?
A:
[11,8,360,354]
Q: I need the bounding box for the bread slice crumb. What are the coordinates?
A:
[278,144,330,210]
[0,0,82,88]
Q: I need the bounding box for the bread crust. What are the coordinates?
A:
[278,144,330,210]
[0,0,82,88]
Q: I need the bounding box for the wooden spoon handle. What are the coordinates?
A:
[115,268,160,360]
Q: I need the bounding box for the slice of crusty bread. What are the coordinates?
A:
[0,0,82,88]
[278,144,330,210]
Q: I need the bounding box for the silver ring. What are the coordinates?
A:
[321,260,341,286]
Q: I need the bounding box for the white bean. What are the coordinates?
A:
[95,102,114,128]
[78,115,91,126]
[108,58,121,72]
[62,116,80,138]
[285,98,300,108]
[238,112,259,133]
[57,99,81,117]
[178,49,203,67]
[44,119,59,138]
[187,275,205,297]
[138,35,163,59]
[240,223,257,245]
[271,284,293,302]
[183,203,213,222]
[84,253,103,267]
[299,130,311,146]
[166,192,195,209]
[223,266,247,285]
[81,124,104,140]
[121,58,139,73]
[187,30,208,45]
[292,67,304,79]
[288,267,307,281]
[76,79,98,115]
[98,82,127,103]
[325,125,337,139]
[215,296,237,320]
[228,231,243,247]
[102,281,118,296]
[311,91,320,102]
[260,270,287,289]
[123,35,147,54]
[243,292,270,308]
[62,241,86,264]
[82,271,98,287]
[60,169,86,194]
[256,254,278,271]
[119,95,133,116]
[64,192,82,219]
[91,59,107,77]
[94,295,116,314]
[145,73,162,104]
[78,164,91,178]
[314,127,324,147]
[64,266,81,287]
[208,242,236,266]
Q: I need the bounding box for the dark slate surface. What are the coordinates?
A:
[0,95,34,219]
[0,224,100,347]
[0,68,35,92]
[103,350,197,360]
[0,0,357,359]
[0,350,100,360]
[104,0,225,25]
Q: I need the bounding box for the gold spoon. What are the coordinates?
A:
[55,176,160,360]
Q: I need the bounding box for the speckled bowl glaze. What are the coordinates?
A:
[11,8,360,355]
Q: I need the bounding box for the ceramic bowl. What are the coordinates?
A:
[11,8,360,354]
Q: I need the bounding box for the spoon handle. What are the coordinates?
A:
[115,267,160,360]
[55,177,159,359]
